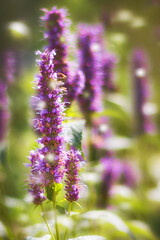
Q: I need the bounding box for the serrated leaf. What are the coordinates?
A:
[56,204,66,214]
[69,236,106,240]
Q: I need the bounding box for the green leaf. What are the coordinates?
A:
[128,221,157,240]
[69,236,106,240]
[71,127,82,150]
[63,120,85,150]
[45,183,63,202]
[56,204,66,214]
[82,210,135,240]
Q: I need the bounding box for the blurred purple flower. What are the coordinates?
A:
[102,53,117,91]
[67,70,85,104]
[77,24,103,117]
[132,49,155,134]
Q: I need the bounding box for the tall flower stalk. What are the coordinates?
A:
[77,24,104,163]
[27,49,84,240]
[27,49,67,239]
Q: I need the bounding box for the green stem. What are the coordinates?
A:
[53,195,60,240]
[41,205,55,240]
[63,202,72,240]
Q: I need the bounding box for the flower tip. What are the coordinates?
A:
[35,50,41,56]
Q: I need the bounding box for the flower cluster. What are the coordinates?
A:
[132,49,155,134]
[77,24,103,117]
[102,53,117,91]
[27,50,67,205]
[41,7,84,105]
[65,148,82,202]
[41,7,70,76]
[0,82,9,143]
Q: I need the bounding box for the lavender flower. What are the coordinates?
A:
[27,50,67,205]
[102,53,117,91]
[65,148,82,202]
[41,7,84,106]
[41,7,70,76]
[132,49,155,134]
[77,24,103,118]
[0,82,9,143]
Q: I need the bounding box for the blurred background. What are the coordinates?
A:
[1,0,160,239]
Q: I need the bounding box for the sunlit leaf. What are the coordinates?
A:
[128,221,157,240]
[82,210,135,239]
[45,183,63,202]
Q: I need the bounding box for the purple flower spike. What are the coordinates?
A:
[65,149,82,202]
[41,7,84,105]
[0,82,9,143]
[132,49,155,134]
[41,7,70,77]
[102,53,117,91]
[66,70,85,105]
[27,50,67,205]
[77,24,103,117]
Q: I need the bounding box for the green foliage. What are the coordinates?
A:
[71,127,83,150]
[45,183,63,202]
[63,120,85,150]
[56,204,66,215]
